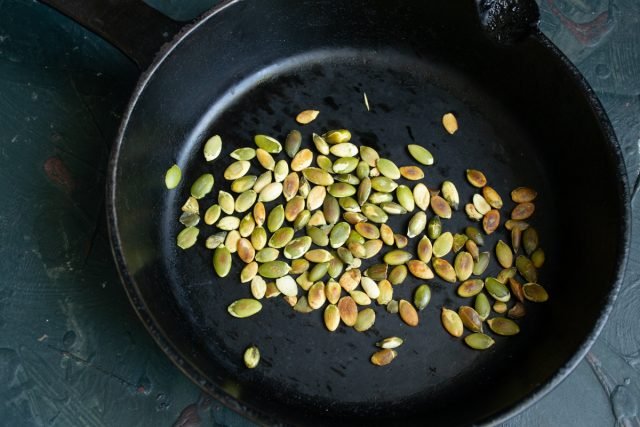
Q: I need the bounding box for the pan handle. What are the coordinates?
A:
[476,0,540,44]
[39,0,184,69]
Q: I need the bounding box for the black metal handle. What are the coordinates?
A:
[39,0,184,69]
[476,0,540,44]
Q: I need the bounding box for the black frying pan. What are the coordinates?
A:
[41,0,631,425]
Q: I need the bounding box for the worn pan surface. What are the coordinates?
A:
[44,0,630,425]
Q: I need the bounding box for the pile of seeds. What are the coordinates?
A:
[166,109,548,368]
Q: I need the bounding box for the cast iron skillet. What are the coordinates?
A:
[41,0,631,425]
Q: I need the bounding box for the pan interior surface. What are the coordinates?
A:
[111,1,626,425]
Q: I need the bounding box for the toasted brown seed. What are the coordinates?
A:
[417,236,433,263]
[508,302,526,319]
[482,209,500,234]
[282,172,300,201]
[305,249,334,263]
[457,279,484,297]
[505,219,530,231]
[399,166,424,181]
[511,227,522,254]
[512,202,535,220]
[290,148,313,171]
[237,238,256,263]
[531,248,545,268]
[496,240,513,268]
[338,296,358,326]
[511,187,537,203]
[465,239,480,261]
[284,295,298,308]
[442,112,458,134]
[466,169,487,188]
[431,195,452,219]
[256,148,276,171]
[523,227,539,256]
[516,255,537,283]
[508,277,525,303]
[380,224,394,246]
[432,258,456,283]
[459,306,483,333]
[348,242,367,258]
[465,203,483,221]
[376,279,393,305]
[482,186,503,209]
[488,317,520,336]
[454,251,474,281]
[339,269,361,292]
[523,283,549,302]
[325,280,341,305]
[496,267,517,284]
[308,282,327,309]
[407,260,435,279]
[291,258,310,274]
[251,202,265,228]
[399,299,419,326]
[441,308,463,337]
[355,222,380,240]
[324,304,340,331]
[371,349,397,366]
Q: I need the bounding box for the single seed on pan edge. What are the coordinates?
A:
[165,164,182,189]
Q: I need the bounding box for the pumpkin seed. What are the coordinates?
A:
[323,195,340,224]
[296,109,319,124]
[293,295,313,312]
[493,301,507,316]
[242,345,260,369]
[475,293,491,320]
[333,157,359,174]
[256,148,275,170]
[240,261,259,283]
[399,299,419,326]
[228,298,262,318]
[357,177,372,206]
[508,302,526,319]
[258,261,291,279]
[217,216,240,231]
[165,164,182,189]
[523,227,539,256]
[383,250,413,265]
[430,195,452,219]
[362,203,389,223]
[427,216,442,240]
[354,308,376,332]
[225,230,241,252]
[488,317,520,336]
[511,187,537,203]
[216,191,232,215]
[391,186,413,214]
[465,333,495,350]
[308,262,330,282]
[405,211,425,238]
[296,272,313,291]
[482,209,500,235]
[511,227,522,254]
[283,236,312,259]
[177,226,199,249]
[284,196,305,222]
[407,144,434,165]
[485,277,510,302]
[496,240,513,268]
[473,194,491,215]
[324,304,340,331]
[258,182,283,202]
[377,337,403,349]
[336,174,360,185]
[247,227,265,251]
[339,197,361,213]
[255,247,278,263]
[378,224,393,246]
[265,282,281,298]
[274,160,289,183]
[362,240,382,259]
[224,160,250,181]
[459,306,483,333]
[308,281,326,308]
[416,236,433,263]
[237,238,256,263]
[179,211,200,227]
[413,183,431,210]
[408,260,435,279]
[364,263,387,281]
[203,135,222,161]
[368,191,393,204]
[466,169,487,188]
[312,133,330,155]
[230,147,255,161]
[349,290,371,306]
[304,226,327,247]
[250,276,267,299]
[441,181,459,210]
[330,142,358,157]
[432,258,456,282]
[328,182,356,198]
[303,186,324,212]
[235,190,257,213]
[371,349,397,366]
[433,232,453,258]
[338,296,358,326]
[269,227,294,249]
[253,171,272,193]
[465,226,484,246]
[399,166,424,181]
[213,246,232,277]
[360,145,380,167]
[512,202,535,220]
[496,267,517,284]
[457,279,484,298]
[308,210,326,227]
[442,112,458,134]
[451,234,468,253]
[388,265,408,285]
[454,251,474,281]
[191,174,214,199]
[206,232,227,249]
[376,279,393,305]
[325,279,342,304]
[465,203,483,221]
[291,259,310,275]
[182,196,199,215]
[231,175,257,193]
[305,249,334,263]
[279,173,298,202]
[285,130,302,158]
[303,167,334,186]
[523,283,549,302]
[413,284,432,311]
[324,129,352,144]
[267,204,284,232]
[482,186,503,209]
[289,148,313,171]
[359,277,379,299]
[531,248,545,268]
[371,176,398,193]
[339,269,361,292]
[254,134,282,153]
[394,234,409,249]
[505,219,530,231]
[516,255,537,283]
[375,158,400,179]
[441,307,463,337]
[465,239,479,261]
[473,252,490,276]
[386,300,399,314]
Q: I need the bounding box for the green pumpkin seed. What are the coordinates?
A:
[348,241,367,258]
[239,213,256,237]
[531,248,545,268]
[360,277,380,299]
[165,164,182,189]
[254,134,282,153]
[359,145,379,167]
[407,144,434,165]
[230,147,255,161]
[267,204,284,232]
[243,345,260,368]
[213,246,232,277]
[293,209,311,230]
[414,284,432,311]
[523,283,549,302]
[452,234,468,253]
[328,256,344,279]
[413,183,430,211]
[306,226,329,247]
[431,195,452,219]
[324,304,340,331]
[386,300,399,314]
[332,157,358,174]
[465,333,495,350]
[307,186,326,211]
[487,317,520,336]
[353,223,378,240]
[256,248,279,263]
[283,172,300,201]
[308,262,330,282]
[365,263,388,282]
[290,258,310,275]
[235,190,257,213]
[523,227,539,256]
[337,247,354,264]
[457,279,484,297]
[231,175,257,193]
[285,196,305,222]
[496,240,514,268]
[258,261,291,278]
[330,142,358,157]
[275,275,298,297]
[465,226,484,246]
[315,155,333,173]
[179,211,200,227]
[379,224,393,246]
[225,230,241,252]
[441,308,463,337]
[323,195,340,224]
[250,227,267,250]
[475,293,491,320]
[324,129,352,144]
[465,203,483,221]
[294,295,313,312]
[251,276,267,299]
[515,255,538,283]
[394,234,409,249]
[441,181,459,210]
[459,306,483,333]
[368,191,393,204]
[205,232,227,249]
[191,174,214,199]
[472,252,490,276]
[224,160,250,180]
[258,182,283,202]
[371,177,398,193]
[376,337,404,349]
[285,130,302,158]
[290,148,313,171]
[354,308,376,332]
[362,203,388,223]
[362,239,382,259]
[407,211,427,238]
[396,185,415,212]
[203,135,222,161]
[228,298,262,318]
[303,167,334,186]
[350,290,371,306]
[328,183,356,198]
[330,222,351,248]
[454,251,474,281]
[335,174,360,186]
[312,133,330,155]
[427,216,442,240]
[256,148,276,170]
[181,196,199,214]
[269,227,294,249]
[356,161,370,180]
[177,226,199,249]
[433,232,453,258]
[388,265,408,285]
[274,160,289,183]
[240,261,258,283]
[253,171,272,193]
[496,267,517,284]
[432,258,456,282]
[339,197,361,213]
[305,249,334,263]
[466,239,480,261]
[485,277,511,302]
[381,202,407,215]
[376,158,400,179]
[383,250,413,265]
[217,216,240,231]
[218,191,234,214]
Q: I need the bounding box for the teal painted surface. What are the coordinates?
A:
[0,0,638,425]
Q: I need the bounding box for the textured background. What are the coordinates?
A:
[0,0,638,425]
